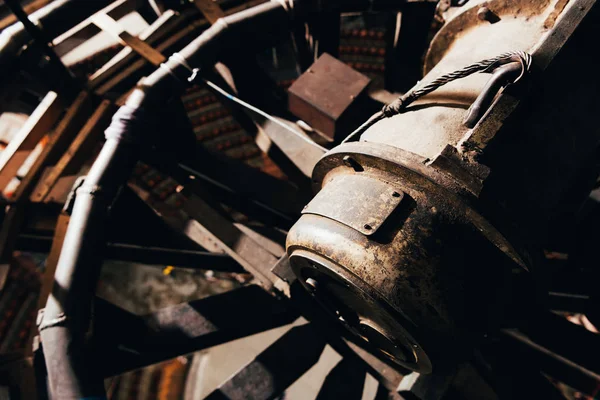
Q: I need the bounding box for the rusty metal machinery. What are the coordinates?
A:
[288,0,600,374]
[0,0,599,399]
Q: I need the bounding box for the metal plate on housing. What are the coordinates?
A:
[302,174,403,235]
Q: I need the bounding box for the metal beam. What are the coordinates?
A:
[15,234,245,273]
[205,323,326,400]
[96,285,298,377]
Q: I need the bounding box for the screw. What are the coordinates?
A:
[477,6,500,23]
[305,277,318,291]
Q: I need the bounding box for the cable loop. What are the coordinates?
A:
[343,51,532,143]
[382,51,532,116]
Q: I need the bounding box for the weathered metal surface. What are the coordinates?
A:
[182,194,281,290]
[312,142,525,268]
[285,0,600,379]
[288,53,371,141]
[303,173,404,235]
[287,141,525,373]
[361,0,575,162]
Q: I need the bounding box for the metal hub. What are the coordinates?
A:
[290,251,432,373]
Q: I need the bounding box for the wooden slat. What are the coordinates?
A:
[91,12,166,66]
[88,10,179,88]
[0,92,92,291]
[193,0,225,24]
[30,100,116,203]
[52,0,138,57]
[0,92,63,192]
[12,91,94,202]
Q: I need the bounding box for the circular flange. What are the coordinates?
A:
[290,249,432,373]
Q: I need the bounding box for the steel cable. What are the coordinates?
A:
[342,51,532,143]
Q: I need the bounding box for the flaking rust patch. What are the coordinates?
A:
[544,0,570,29]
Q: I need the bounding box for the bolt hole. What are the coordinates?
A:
[363,224,372,230]
[392,191,401,198]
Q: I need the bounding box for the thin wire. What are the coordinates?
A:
[203,79,327,151]
[342,51,532,143]
[341,111,384,144]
